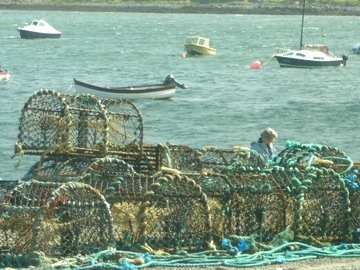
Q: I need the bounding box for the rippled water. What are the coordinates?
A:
[1,10,360,179]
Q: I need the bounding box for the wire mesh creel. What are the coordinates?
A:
[15,89,143,157]
[0,180,113,256]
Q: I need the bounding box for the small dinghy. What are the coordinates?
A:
[74,75,187,100]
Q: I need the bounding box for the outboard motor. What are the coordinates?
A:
[163,74,188,89]
[342,54,348,66]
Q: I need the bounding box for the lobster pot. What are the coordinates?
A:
[196,147,266,172]
[270,168,306,228]
[195,147,240,170]
[349,190,360,241]
[0,204,35,255]
[22,152,159,186]
[275,141,350,173]
[189,173,233,241]
[78,157,156,247]
[101,99,143,149]
[0,180,113,256]
[66,94,108,154]
[295,168,351,242]
[0,180,19,202]
[17,89,70,154]
[138,173,212,253]
[160,144,266,173]
[22,156,96,182]
[160,144,202,171]
[225,172,289,242]
[218,148,266,171]
[65,96,143,156]
[16,90,144,157]
[78,157,154,201]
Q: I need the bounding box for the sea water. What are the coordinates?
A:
[0,10,360,180]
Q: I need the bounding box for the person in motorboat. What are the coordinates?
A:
[342,54,348,66]
[250,127,278,162]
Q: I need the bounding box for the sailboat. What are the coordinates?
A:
[273,0,347,68]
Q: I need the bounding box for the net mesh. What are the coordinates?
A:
[0,181,112,256]
[2,90,360,268]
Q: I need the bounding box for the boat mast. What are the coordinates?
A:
[300,0,305,49]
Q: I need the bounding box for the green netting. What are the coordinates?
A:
[137,173,212,253]
[2,91,360,268]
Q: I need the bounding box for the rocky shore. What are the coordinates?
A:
[1,2,360,16]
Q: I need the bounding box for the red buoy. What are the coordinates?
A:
[250,60,262,69]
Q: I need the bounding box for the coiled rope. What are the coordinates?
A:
[67,242,360,269]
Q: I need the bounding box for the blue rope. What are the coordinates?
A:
[2,243,360,269]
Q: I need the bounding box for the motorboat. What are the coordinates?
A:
[184,36,216,56]
[273,0,347,68]
[350,43,360,54]
[17,19,61,39]
[0,66,10,82]
[74,75,187,100]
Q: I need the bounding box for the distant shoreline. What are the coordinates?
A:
[1,3,360,16]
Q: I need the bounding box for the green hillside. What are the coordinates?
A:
[38,0,360,6]
[1,0,359,15]
[2,0,358,6]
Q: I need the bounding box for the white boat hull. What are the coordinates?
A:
[18,29,61,39]
[0,72,10,82]
[74,79,177,100]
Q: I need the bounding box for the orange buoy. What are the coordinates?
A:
[250,60,262,69]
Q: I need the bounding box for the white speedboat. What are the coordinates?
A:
[17,19,61,39]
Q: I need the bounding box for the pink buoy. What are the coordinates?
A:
[250,60,262,69]
[180,52,187,58]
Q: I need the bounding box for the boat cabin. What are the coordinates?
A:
[30,20,45,27]
[186,36,210,47]
[283,51,326,60]
[24,19,55,30]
